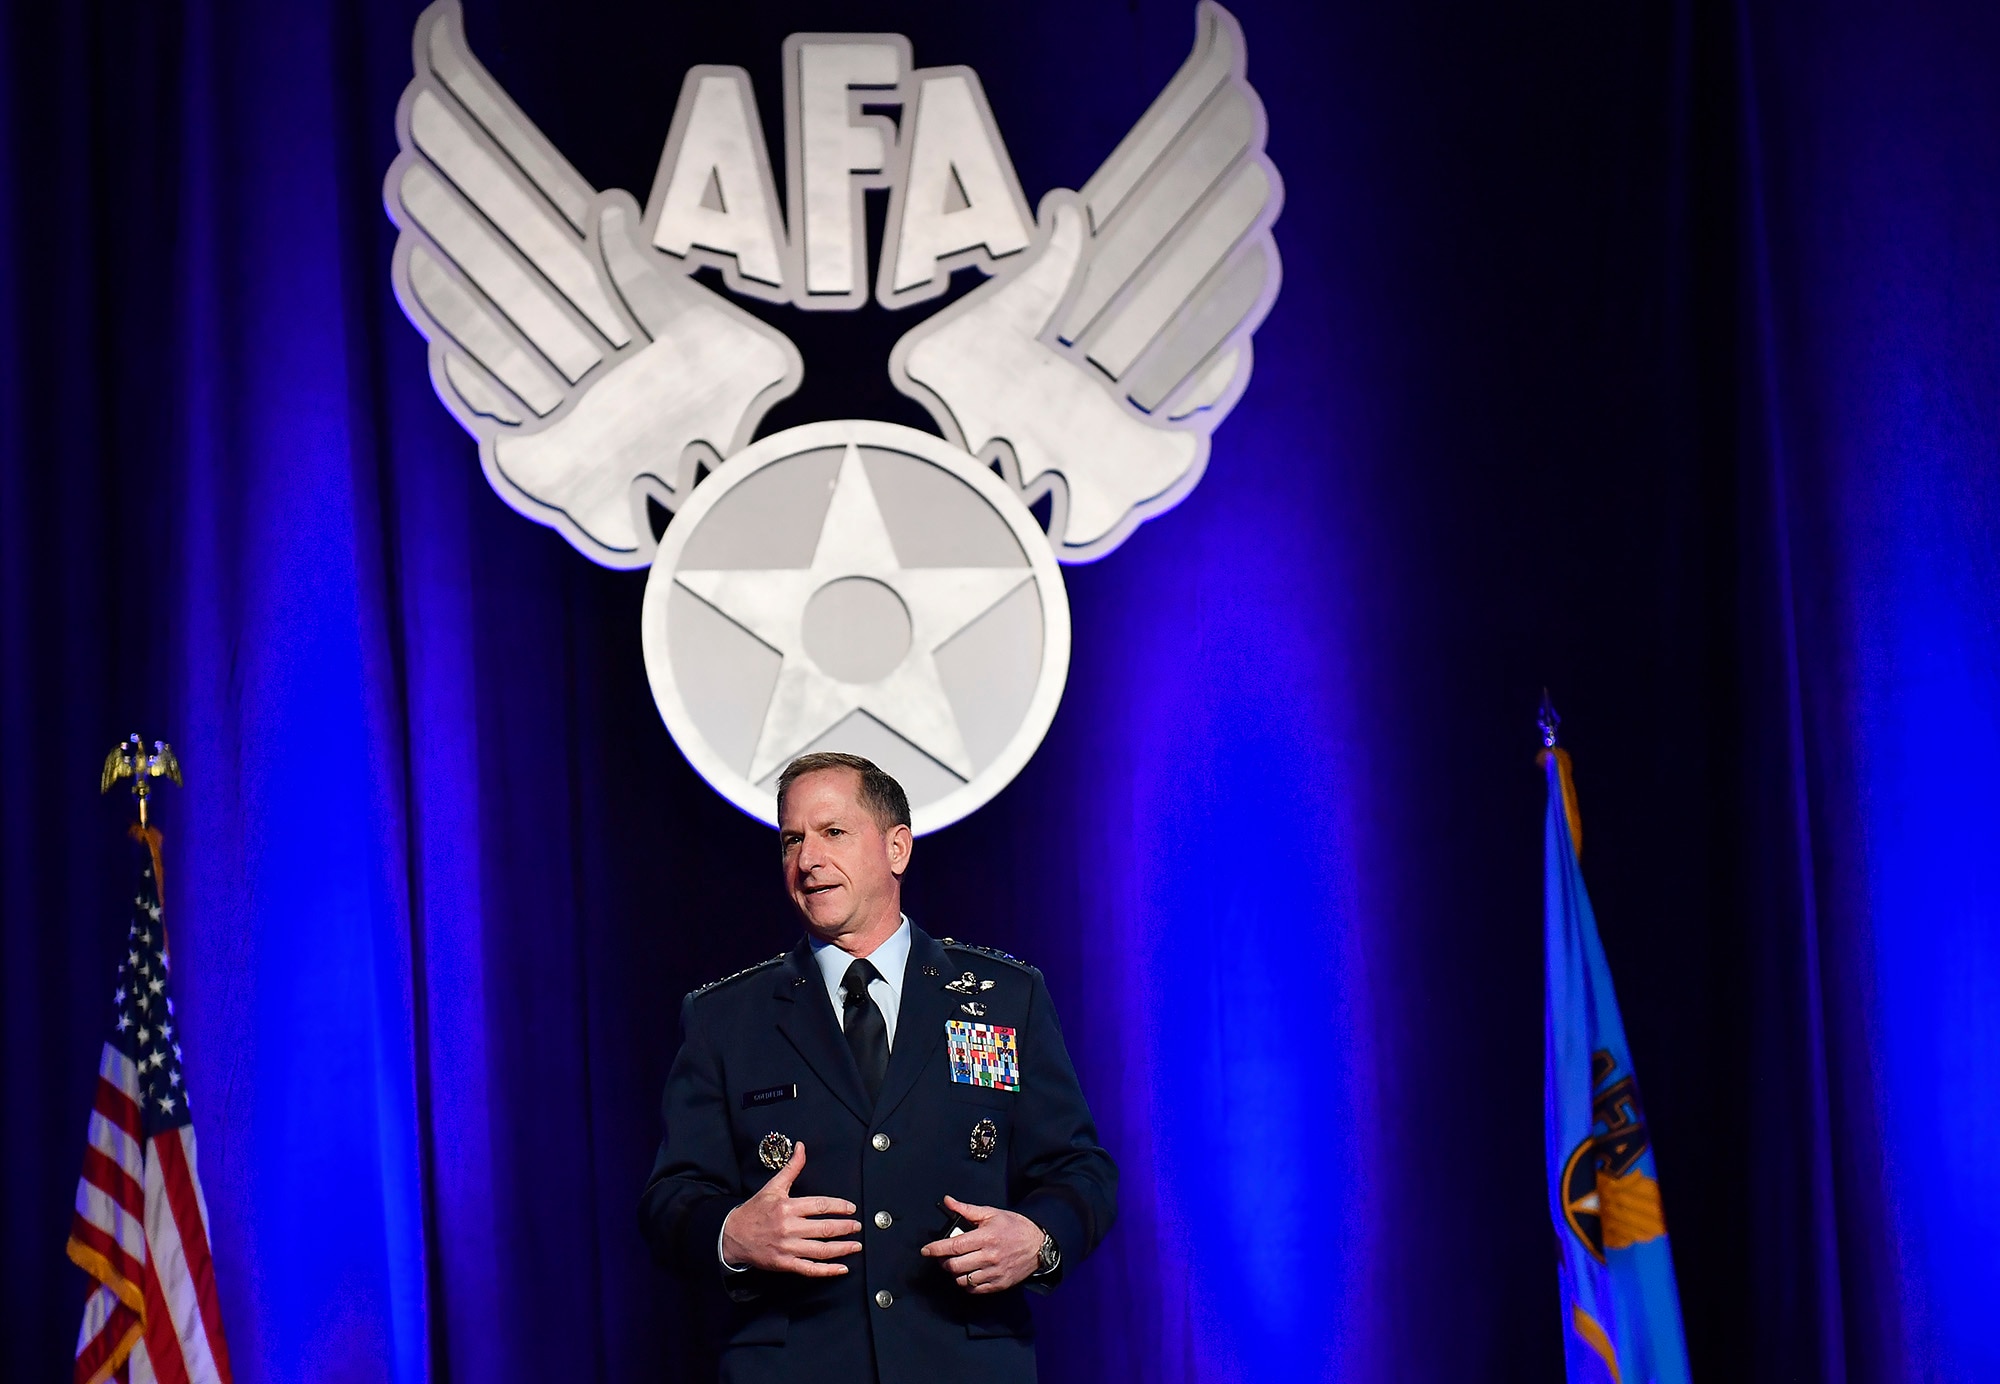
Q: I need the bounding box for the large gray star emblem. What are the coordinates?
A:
[676,444,1030,782]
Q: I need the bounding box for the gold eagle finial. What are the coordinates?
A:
[100,734,183,826]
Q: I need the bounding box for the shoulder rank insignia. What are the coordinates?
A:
[689,952,787,999]
[943,941,1032,970]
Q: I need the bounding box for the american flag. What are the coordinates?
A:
[66,826,233,1384]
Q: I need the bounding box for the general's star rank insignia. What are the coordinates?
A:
[947,1020,1020,1091]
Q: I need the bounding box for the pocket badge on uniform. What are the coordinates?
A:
[946,1020,1020,1091]
[968,1118,999,1161]
[757,1131,795,1171]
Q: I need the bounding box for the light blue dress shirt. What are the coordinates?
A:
[809,914,911,1050]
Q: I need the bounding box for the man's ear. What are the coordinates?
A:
[886,823,914,877]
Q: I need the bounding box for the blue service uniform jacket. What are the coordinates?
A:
[640,925,1117,1384]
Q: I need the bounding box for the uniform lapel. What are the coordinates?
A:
[773,940,873,1127]
[873,926,953,1123]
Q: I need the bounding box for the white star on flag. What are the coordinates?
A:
[677,444,1030,783]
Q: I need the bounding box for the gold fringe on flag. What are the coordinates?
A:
[1538,745,1584,858]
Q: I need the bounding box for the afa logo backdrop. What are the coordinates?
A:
[384,1,1282,831]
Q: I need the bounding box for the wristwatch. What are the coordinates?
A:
[1034,1229,1061,1277]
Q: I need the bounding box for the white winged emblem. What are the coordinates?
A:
[384,2,1282,828]
[387,1,1277,568]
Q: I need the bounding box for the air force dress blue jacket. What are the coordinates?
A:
[640,924,1117,1384]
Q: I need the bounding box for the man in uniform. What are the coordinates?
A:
[640,752,1117,1383]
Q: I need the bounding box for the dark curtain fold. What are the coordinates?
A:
[4,2,1995,1382]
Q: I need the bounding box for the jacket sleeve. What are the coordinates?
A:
[638,993,748,1284]
[1010,967,1118,1291]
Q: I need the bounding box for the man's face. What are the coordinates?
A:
[778,769,912,943]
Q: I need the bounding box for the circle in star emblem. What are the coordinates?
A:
[758,1131,795,1171]
[643,420,1071,834]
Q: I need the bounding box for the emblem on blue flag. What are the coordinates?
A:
[1541,719,1691,1384]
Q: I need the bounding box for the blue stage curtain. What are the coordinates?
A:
[2,2,1994,1381]
[1739,4,2000,1378]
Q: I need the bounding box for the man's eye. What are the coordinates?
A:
[825,827,843,837]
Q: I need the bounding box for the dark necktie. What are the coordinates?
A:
[841,958,889,1103]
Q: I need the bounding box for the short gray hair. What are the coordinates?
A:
[775,752,912,831]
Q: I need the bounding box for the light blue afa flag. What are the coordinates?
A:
[1541,737,1692,1384]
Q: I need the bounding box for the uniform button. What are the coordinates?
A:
[872,1133,891,1151]
[875,1289,894,1309]
[874,1211,893,1229]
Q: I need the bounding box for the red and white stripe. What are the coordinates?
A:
[68,1044,233,1384]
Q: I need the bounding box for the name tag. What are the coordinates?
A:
[946,1021,1020,1091]
[742,1084,797,1109]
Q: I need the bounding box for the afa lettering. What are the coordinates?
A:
[641,37,1031,310]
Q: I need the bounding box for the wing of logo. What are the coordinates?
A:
[888,1,1283,562]
[383,3,803,569]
